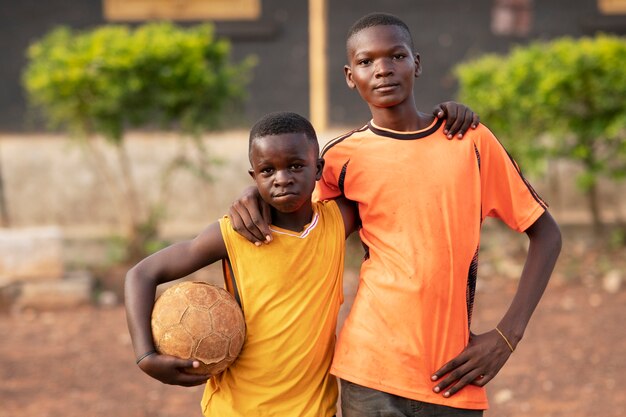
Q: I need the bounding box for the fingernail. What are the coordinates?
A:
[444,391,450,398]
[431,375,438,381]
[443,129,449,134]
[433,386,440,393]
[438,111,443,117]
[193,361,200,368]
[265,235,271,242]
[458,133,463,138]
[447,134,452,139]
[472,124,477,128]
[254,241,261,247]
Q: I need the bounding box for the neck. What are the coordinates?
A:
[369,99,434,132]
[271,202,314,232]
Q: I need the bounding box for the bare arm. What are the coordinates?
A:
[334,196,359,239]
[124,221,228,386]
[432,101,480,139]
[431,211,562,397]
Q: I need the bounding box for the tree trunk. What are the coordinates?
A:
[0,144,8,225]
[115,141,147,262]
[587,180,603,236]
[0,161,9,226]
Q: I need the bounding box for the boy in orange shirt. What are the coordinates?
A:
[229,12,562,417]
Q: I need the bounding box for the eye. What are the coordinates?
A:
[290,163,304,170]
[357,58,372,65]
[260,167,274,175]
[393,54,406,60]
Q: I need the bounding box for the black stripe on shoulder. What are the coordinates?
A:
[338,160,349,194]
[321,124,368,157]
[494,138,548,210]
[367,118,444,140]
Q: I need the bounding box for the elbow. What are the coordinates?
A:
[124,266,138,299]
[124,263,147,297]
[546,214,562,257]
[527,211,562,258]
[545,227,562,263]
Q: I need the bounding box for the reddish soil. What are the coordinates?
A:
[1,227,624,417]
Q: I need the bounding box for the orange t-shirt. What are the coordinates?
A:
[314,118,546,410]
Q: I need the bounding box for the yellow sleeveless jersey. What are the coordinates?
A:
[201,200,345,417]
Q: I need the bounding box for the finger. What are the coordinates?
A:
[229,211,261,243]
[443,107,458,138]
[171,357,197,368]
[432,104,445,119]
[472,114,480,129]
[258,196,273,243]
[176,373,211,387]
[442,369,485,397]
[433,366,466,393]
[470,372,493,387]
[431,354,468,382]
[456,109,474,139]
[239,195,271,242]
[229,203,266,243]
[446,107,467,139]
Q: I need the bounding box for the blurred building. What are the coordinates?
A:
[1,0,625,132]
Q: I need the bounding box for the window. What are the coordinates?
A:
[598,0,626,14]
[491,0,533,37]
[104,0,261,21]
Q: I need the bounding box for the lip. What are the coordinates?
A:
[374,83,399,92]
[273,191,298,198]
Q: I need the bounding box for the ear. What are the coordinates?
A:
[248,169,256,180]
[344,65,356,89]
[315,158,325,181]
[414,52,422,78]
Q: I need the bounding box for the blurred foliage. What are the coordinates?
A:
[23,22,255,142]
[455,34,626,230]
[22,22,255,261]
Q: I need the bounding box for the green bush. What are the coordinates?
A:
[23,22,254,143]
[455,34,626,230]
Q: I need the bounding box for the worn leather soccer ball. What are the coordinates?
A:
[151,281,245,375]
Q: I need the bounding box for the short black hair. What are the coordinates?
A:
[346,12,414,50]
[249,111,318,157]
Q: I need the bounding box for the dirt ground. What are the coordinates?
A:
[1,225,625,417]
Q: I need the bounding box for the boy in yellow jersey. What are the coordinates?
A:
[125,111,357,417]
[229,12,562,417]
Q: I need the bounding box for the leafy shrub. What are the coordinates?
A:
[455,35,626,229]
[24,22,254,142]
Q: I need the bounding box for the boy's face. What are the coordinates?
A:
[345,25,421,109]
[248,133,323,214]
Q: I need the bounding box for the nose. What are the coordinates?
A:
[273,169,293,186]
[375,58,394,78]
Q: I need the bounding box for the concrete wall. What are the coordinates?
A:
[1,131,625,239]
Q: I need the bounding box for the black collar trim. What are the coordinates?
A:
[367,118,444,140]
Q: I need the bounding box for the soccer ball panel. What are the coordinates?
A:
[211,300,244,336]
[152,299,188,328]
[195,333,229,364]
[228,330,245,357]
[156,326,194,358]
[181,306,213,337]
[183,282,221,309]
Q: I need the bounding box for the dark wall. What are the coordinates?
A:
[1,0,105,131]
[0,0,621,132]
[326,0,604,126]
